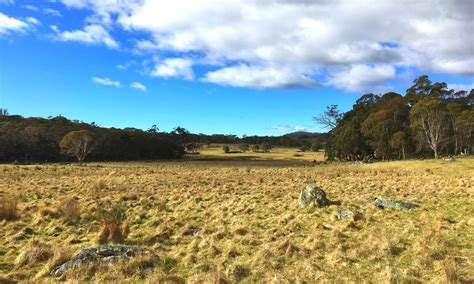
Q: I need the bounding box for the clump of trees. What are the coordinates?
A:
[0,115,184,163]
[321,76,473,160]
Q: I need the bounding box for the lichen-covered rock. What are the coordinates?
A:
[50,245,155,276]
[366,197,419,210]
[335,209,363,220]
[299,181,331,208]
[335,209,352,220]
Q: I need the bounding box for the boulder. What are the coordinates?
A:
[50,245,155,276]
[299,181,331,208]
[366,197,419,210]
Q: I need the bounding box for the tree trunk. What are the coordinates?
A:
[401,145,405,160]
[434,148,438,159]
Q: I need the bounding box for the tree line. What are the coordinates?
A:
[321,76,473,160]
[0,115,184,163]
[0,112,328,163]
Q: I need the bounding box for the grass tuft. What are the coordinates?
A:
[0,194,18,221]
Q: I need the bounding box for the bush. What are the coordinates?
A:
[252,145,260,152]
[239,143,249,153]
[299,146,309,152]
[0,194,18,221]
[260,142,272,152]
[97,202,129,243]
[311,142,321,152]
[222,145,230,154]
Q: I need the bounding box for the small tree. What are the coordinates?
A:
[60,130,95,163]
[147,124,159,133]
[310,142,321,152]
[260,142,272,152]
[239,143,249,153]
[252,145,260,152]
[222,145,230,153]
[410,97,448,159]
[313,105,343,130]
[0,109,8,116]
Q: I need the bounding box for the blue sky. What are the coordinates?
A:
[0,0,473,136]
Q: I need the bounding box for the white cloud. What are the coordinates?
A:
[203,64,316,89]
[151,58,194,80]
[0,12,29,34]
[326,64,396,93]
[22,5,39,11]
[60,0,474,90]
[130,82,146,92]
[26,17,40,25]
[54,24,119,48]
[44,8,63,17]
[92,77,120,87]
[50,25,59,33]
[269,125,316,133]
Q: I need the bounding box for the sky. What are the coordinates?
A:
[0,0,473,136]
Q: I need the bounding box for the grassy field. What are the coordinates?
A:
[0,152,473,282]
[189,146,326,162]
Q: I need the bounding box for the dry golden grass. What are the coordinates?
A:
[0,155,472,282]
[0,194,18,221]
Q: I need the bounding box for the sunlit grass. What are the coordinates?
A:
[0,156,472,282]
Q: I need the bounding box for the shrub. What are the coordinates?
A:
[299,146,309,152]
[260,142,272,152]
[58,197,81,224]
[311,142,321,152]
[97,202,129,243]
[252,145,260,152]
[222,146,230,154]
[0,194,18,221]
[239,143,249,153]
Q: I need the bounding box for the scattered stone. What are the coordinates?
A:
[366,197,419,210]
[299,181,332,208]
[336,209,352,220]
[335,209,363,220]
[182,226,200,236]
[50,245,155,277]
[443,156,456,162]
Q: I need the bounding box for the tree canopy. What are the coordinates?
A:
[324,75,473,160]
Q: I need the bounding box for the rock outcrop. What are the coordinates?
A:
[366,197,419,210]
[50,245,155,276]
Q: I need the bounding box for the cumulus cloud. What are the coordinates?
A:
[130,82,146,91]
[203,64,316,89]
[92,77,120,87]
[0,12,29,34]
[53,24,119,48]
[326,64,396,93]
[59,0,474,90]
[151,58,194,80]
